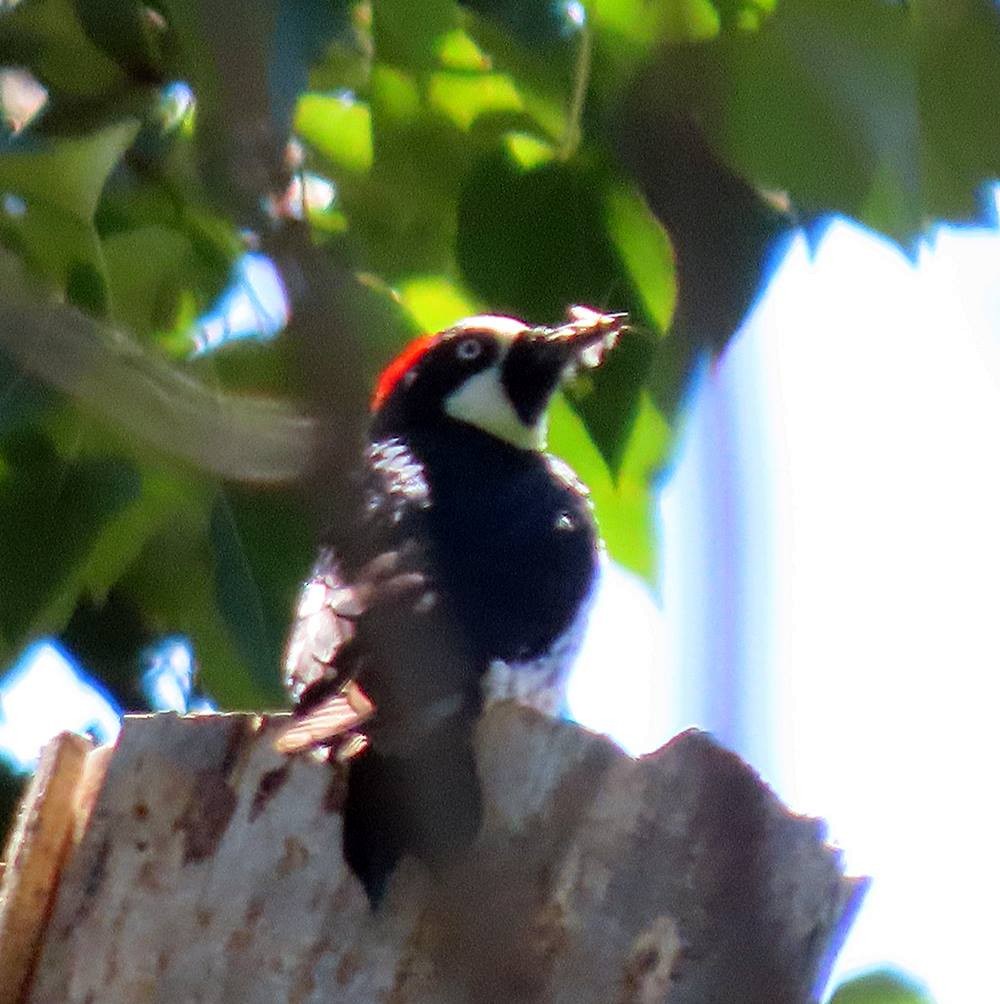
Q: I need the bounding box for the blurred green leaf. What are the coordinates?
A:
[295,92,373,175]
[0,199,107,309]
[0,430,141,655]
[0,0,128,104]
[209,487,312,704]
[0,121,139,222]
[626,0,1000,243]
[456,151,623,324]
[0,352,51,441]
[548,391,671,583]
[462,7,575,141]
[119,495,272,710]
[461,0,586,46]
[0,121,138,303]
[915,0,1000,222]
[830,968,935,1004]
[426,70,523,131]
[72,0,170,81]
[456,150,672,471]
[604,182,675,335]
[373,0,457,73]
[102,224,195,336]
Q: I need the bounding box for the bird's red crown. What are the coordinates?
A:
[370,333,438,412]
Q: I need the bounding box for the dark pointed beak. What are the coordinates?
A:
[501,307,627,427]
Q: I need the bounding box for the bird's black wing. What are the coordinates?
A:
[276,437,438,755]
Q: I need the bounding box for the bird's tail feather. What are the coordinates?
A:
[343,718,482,906]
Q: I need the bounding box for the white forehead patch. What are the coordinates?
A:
[449,314,530,342]
[444,362,546,451]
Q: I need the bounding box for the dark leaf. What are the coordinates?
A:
[209,487,312,704]
[0,431,141,655]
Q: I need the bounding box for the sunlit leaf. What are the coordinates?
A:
[604,183,675,335]
[830,968,936,1004]
[427,71,523,131]
[295,92,374,174]
[397,274,479,331]
[548,391,672,583]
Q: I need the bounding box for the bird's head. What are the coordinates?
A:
[370,306,625,450]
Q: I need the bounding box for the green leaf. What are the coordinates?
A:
[830,968,935,1004]
[372,0,458,73]
[396,274,479,332]
[0,121,139,221]
[915,0,1000,221]
[95,181,239,345]
[72,0,170,81]
[0,352,51,442]
[626,0,1000,242]
[209,487,312,705]
[0,122,139,303]
[120,497,272,711]
[295,92,374,175]
[0,430,141,655]
[456,152,623,325]
[460,12,573,141]
[456,150,673,470]
[102,224,195,336]
[0,0,128,104]
[0,198,108,310]
[604,182,675,336]
[548,391,672,583]
[426,70,524,131]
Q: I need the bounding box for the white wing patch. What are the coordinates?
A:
[368,438,431,510]
[282,549,355,702]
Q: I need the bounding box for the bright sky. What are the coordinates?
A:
[590,199,1000,1004]
[752,213,1000,1004]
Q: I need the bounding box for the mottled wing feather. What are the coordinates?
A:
[279,437,436,754]
[275,682,375,755]
[282,546,355,703]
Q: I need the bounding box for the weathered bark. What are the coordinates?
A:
[0,733,94,1004]
[0,708,864,1004]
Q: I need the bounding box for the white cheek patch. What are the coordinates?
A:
[444,363,546,451]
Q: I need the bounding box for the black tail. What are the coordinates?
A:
[342,720,482,906]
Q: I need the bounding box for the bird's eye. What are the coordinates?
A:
[455,338,482,361]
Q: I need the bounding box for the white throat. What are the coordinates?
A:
[444,363,546,451]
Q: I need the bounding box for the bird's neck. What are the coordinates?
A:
[377,417,547,473]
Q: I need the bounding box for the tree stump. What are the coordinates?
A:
[0,707,865,1003]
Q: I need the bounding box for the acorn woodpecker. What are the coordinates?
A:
[277,305,624,905]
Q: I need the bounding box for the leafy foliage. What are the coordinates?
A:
[0,0,997,712]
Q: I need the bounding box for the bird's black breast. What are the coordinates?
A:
[404,421,600,665]
[289,421,599,746]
